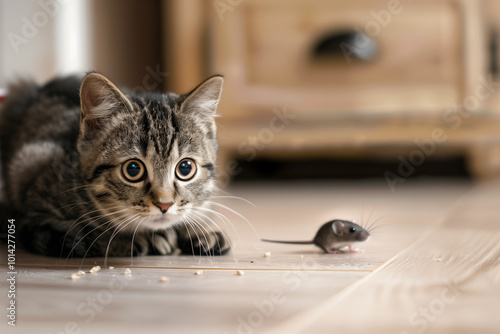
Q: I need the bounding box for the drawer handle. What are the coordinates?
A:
[312,30,378,62]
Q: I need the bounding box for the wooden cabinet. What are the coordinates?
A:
[212,0,463,119]
[165,0,500,180]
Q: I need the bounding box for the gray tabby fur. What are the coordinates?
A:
[0,72,229,257]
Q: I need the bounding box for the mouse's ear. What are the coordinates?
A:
[332,220,344,236]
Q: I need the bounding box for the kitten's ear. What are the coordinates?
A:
[79,72,132,137]
[180,75,223,117]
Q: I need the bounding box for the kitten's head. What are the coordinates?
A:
[77,72,223,231]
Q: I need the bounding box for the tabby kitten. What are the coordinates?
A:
[0,72,229,257]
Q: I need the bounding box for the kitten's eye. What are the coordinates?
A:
[121,159,146,182]
[175,158,197,181]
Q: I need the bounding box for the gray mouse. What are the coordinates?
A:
[261,219,370,253]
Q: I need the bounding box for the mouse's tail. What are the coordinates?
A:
[261,239,313,245]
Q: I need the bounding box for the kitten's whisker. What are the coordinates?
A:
[182,217,205,262]
[179,219,197,257]
[188,215,220,261]
[186,215,212,256]
[192,217,214,260]
[108,214,140,241]
[173,188,215,258]
[193,206,237,234]
[81,214,139,268]
[64,205,127,237]
[189,209,233,254]
[54,202,91,243]
[64,220,113,264]
[211,195,255,207]
[193,206,238,240]
[61,208,105,246]
[183,215,211,259]
[187,211,218,245]
[130,218,144,266]
[103,214,141,267]
[65,206,129,239]
[188,209,236,261]
[61,207,129,256]
[64,210,131,263]
[205,200,260,240]
[69,213,133,264]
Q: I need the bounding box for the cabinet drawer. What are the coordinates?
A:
[246,0,461,87]
[212,0,463,116]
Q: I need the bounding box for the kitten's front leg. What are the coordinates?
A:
[17,213,150,257]
[175,224,230,256]
[84,230,178,257]
[17,212,228,257]
[107,230,183,257]
[17,215,111,257]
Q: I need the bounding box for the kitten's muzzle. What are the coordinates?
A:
[154,201,174,214]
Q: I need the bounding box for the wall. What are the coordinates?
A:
[0,0,162,89]
[0,0,61,86]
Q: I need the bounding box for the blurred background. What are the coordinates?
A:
[2,0,500,185]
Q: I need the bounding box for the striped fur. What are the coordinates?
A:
[0,72,228,257]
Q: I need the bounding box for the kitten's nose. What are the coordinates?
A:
[154,201,173,214]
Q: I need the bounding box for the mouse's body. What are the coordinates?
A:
[261,220,370,253]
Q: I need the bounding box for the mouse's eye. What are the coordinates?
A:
[121,159,146,182]
[349,227,356,233]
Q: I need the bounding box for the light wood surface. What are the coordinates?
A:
[4,180,498,333]
[267,180,500,334]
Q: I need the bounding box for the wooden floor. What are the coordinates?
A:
[1,179,500,334]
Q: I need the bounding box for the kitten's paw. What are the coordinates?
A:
[150,233,178,255]
[107,231,179,257]
[179,231,230,256]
